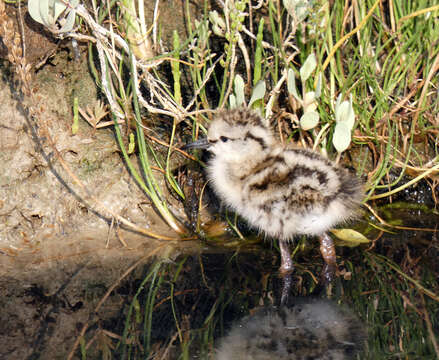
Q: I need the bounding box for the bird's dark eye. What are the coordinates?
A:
[220,136,229,142]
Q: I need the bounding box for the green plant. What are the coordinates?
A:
[28,0,79,33]
[21,0,439,238]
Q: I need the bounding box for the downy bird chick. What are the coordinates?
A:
[215,298,367,360]
[185,108,363,274]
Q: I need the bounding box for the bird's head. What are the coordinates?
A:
[185,108,275,164]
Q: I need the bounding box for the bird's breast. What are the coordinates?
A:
[207,159,246,209]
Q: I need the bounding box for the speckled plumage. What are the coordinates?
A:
[215,298,367,360]
[187,107,363,272]
[205,108,362,238]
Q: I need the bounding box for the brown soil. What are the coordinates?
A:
[0,2,207,358]
[0,55,199,359]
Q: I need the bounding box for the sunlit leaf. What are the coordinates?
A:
[71,96,79,135]
[296,2,310,21]
[53,0,68,22]
[282,0,295,15]
[59,6,77,32]
[331,228,370,247]
[248,80,266,106]
[234,75,245,107]
[300,53,316,82]
[346,96,356,129]
[303,91,317,112]
[335,93,342,112]
[335,96,355,130]
[209,10,226,36]
[28,0,78,32]
[28,0,49,25]
[333,122,351,152]
[300,111,319,130]
[128,133,135,154]
[229,94,237,108]
[283,0,311,23]
[287,68,301,101]
[335,100,350,123]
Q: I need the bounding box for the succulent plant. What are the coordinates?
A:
[28,0,79,34]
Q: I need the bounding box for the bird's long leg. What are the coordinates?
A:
[279,240,293,273]
[279,241,294,305]
[319,232,337,284]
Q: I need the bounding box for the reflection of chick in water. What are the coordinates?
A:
[216,298,367,360]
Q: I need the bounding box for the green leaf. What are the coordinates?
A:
[209,10,225,36]
[335,97,355,130]
[59,5,77,33]
[315,73,322,98]
[299,53,316,82]
[41,0,54,26]
[330,228,370,247]
[71,96,78,135]
[335,100,350,123]
[28,0,48,25]
[300,111,319,130]
[128,133,135,154]
[234,75,245,106]
[333,122,351,153]
[283,0,311,22]
[253,18,264,85]
[287,69,300,100]
[229,94,237,108]
[172,30,181,105]
[248,80,266,106]
[28,0,78,32]
[346,96,355,129]
[335,93,342,111]
[53,0,68,23]
[282,0,294,14]
[303,91,316,112]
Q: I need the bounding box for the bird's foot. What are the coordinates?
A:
[321,263,336,284]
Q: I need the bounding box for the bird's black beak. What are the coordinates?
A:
[182,138,210,151]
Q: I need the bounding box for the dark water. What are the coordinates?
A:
[1,203,438,359]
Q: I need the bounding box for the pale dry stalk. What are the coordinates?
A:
[0,1,32,96]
